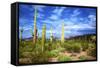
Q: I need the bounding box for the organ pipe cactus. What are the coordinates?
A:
[61,23,65,44]
[41,24,46,52]
[33,7,38,45]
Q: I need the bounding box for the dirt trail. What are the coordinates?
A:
[48,51,96,62]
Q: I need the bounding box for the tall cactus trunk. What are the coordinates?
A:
[41,24,46,52]
[33,7,37,45]
[20,29,23,42]
[61,23,64,44]
[50,27,53,43]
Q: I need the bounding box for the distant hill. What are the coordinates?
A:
[22,34,96,41]
[65,34,96,40]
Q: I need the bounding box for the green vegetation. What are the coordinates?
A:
[87,43,96,57]
[19,7,96,64]
[19,35,96,64]
[58,55,72,61]
[64,42,81,53]
[79,55,88,60]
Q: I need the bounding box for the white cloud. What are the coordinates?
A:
[37,13,44,18]
[71,9,81,17]
[64,23,95,31]
[53,7,66,16]
[88,14,96,27]
[49,15,58,20]
[49,7,66,20]
[32,5,46,12]
[19,25,32,31]
[88,14,96,23]
[88,15,96,21]
[70,9,81,22]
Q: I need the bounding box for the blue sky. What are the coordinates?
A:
[19,4,96,39]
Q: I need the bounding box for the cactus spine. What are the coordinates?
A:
[50,27,53,43]
[61,23,64,44]
[41,24,46,52]
[33,7,37,45]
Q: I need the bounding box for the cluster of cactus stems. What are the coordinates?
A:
[50,27,53,43]
[41,24,46,52]
[61,23,65,44]
[33,7,38,45]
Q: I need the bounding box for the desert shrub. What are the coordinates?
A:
[58,55,72,61]
[87,43,96,57]
[72,43,81,53]
[45,42,52,51]
[81,42,89,51]
[48,50,59,58]
[57,47,65,52]
[79,55,87,60]
[19,58,32,64]
[51,43,58,50]
[31,51,49,64]
[64,43,73,52]
[64,43,81,53]
[21,52,33,58]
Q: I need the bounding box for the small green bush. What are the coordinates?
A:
[64,43,73,52]
[22,52,33,58]
[57,47,65,52]
[81,42,89,51]
[48,50,59,58]
[79,55,87,60]
[72,43,81,53]
[64,43,81,53]
[31,51,48,63]
[58,55,72,61]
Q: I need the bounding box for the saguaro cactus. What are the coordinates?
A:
[33,7,38,45]
[20,28,23,42]
[41,24,46,52]
[50,27,53,43]
[61,23,64,44]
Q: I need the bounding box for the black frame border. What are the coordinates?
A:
[11,2,98,66]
